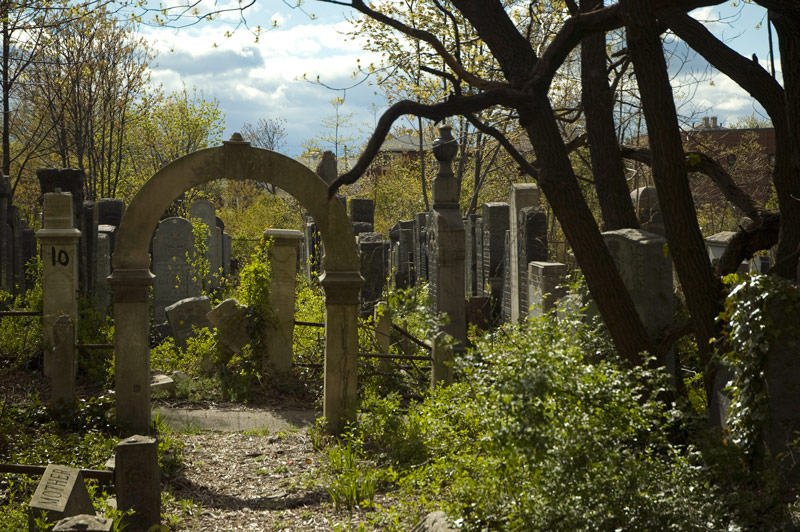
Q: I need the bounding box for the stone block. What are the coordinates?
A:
[150,374,175,395]
[630,187,664,236]
[29,465,94,531]
[508,183,540,321]
[152,217,200,321]
[96,198,125,227]
[206,298,250,354]
[481,202,509,311]
[358,233,387,315]
[348,198,374,224]
[352,221,373,235]
[53,515,113,532]
[115,435,160,532]
[165,295,213,348]
[528,261,567,318]
[263,229,303,373]
[517,206,548,317]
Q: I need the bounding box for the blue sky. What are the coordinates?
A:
[137,1,780,158]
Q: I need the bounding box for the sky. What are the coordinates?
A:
[135,1,781,159]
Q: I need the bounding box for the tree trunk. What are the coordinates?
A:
[581,0,640,230]
[621,0,723,381]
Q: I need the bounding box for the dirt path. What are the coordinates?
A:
[163,430,394,531]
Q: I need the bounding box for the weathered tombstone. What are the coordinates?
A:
[358,232,387,316]
[96,198,125,227]
[263,229,302,373]
[152,217,199,322]
[53,515,113,532]
[315,150,338,186]
[750,254,771,274]
[165,296,213,348]
[8,206,25,294]
[349,198,374,226]
[466,295,490,330]
[37,192,80,378]
[413,212,429,283]
[502,230,512,322]
[50,315,76,409]
[93,234,111,312]
[429,126,466,345]
[28,465,94,531]
[115,435,160,532]
[80,202,98,298]
[528,262,567,318]
[630,186,664,236]
[390,221,415,289]
[352,221,373,235]
[474,216,484,296]
[464,214,481,297]
[97,225,117,262]
[36,169,84,231]
[517,206,548,316]
[481,202,509,319]
[190,199,223,288]
[508,183,540,321]
[603,229,674,372]
[206,298,250,354]
[705,231,737,266]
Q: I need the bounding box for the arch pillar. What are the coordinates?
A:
[109,268,155,433]
[320,270,364,433]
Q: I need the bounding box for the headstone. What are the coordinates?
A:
[50,315,76,409]
[37,192,80,378]
[352,221,373,235]
[80,202,98,298]
[349,198,374,226]
[750,255,771,274]
[206,298,250,354]
[603,228,674,373]
[96,198,125,227]
[464,214,480,297]
[466,296,490,330]
[152,217,200,322]
[150,374,175,395]
[53,515,113,532]
[358,232,387,315]
[263,229,303,373]
[29,465,94,531]
[97,225,117,261]
[190,199,223,288]
[502,230,512,321]
[630,186,664,236]
[315,150,338,185]
[8,206,24,294]
[474,216,484,296]
[517,206,548,316]
[413,212,429,283]
[390,221,414,289]
[93,234,111,312]
[115,435,160,532]
[481,202,509,319]
[165,296,213,348]
[508,183,540,321]
[528,262,567,318]
[36,169,84,230]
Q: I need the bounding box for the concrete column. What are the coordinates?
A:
[36,192,81,378]
[109,268,154,433]
[508,183,540,321]
[116,435,160,531]
[263,229,303,373]
[320,270,363,434]
[431,126,466,346]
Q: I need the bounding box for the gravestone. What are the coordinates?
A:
[389,221,414,289]
[165,296,213,348]
[36,169,84,230]
[502,230,512,321]
[222,232,232,276]
[508,183,540,321]
[116,435,160,532]
[37,192,80,378]
[481,202,509,319]
[517,206,548,316]
[315,150,338,185]
[50,315,76,409]
[80,201,98,298]
[349,198,374,226]
[190,199,223,288]
[603,228,674,372]
[358,232,387,315]
[53,515,113,532]
[474,217,484,296]
[97,198,125,227]
[29,465,94,531]
[413,212,429,283]
[630,186,664,236]
[8,206,24,294]
[303,219,321,281]
[528,262,567,318]
[263,229,303,373]
[152,217,200,322]
[464,214,481,297]
[206,298,250,354]
[97,225,117,261]
[352,221,373,235]
[93,234,111,312]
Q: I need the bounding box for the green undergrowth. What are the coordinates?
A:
[320,296,800,531]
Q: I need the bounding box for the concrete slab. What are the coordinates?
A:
[153,407,318,433]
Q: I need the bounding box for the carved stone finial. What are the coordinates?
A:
[224,132,250,146]
[432,125,459,208]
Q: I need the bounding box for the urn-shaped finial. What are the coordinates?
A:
[432,125,457,163]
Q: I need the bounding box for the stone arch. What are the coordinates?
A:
[110,136,362,433]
